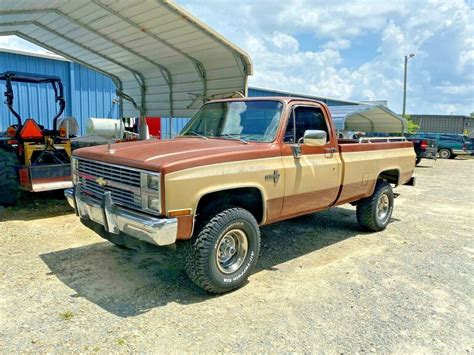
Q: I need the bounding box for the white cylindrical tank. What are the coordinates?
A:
[86,118,124,139]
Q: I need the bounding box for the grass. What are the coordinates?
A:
[59,310,74,321]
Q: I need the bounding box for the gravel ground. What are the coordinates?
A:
[1,158,473,353]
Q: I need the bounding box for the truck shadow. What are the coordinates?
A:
[0,191,73,222]
[40,206,365,317]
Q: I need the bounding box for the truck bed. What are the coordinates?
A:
[336,138,415,205]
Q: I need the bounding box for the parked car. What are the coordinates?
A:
[66,97,416,293]
[405,136,438,165]
[467,136,474,156]
[410,133,471,159]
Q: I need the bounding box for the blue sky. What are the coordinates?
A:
[0,0,472,115]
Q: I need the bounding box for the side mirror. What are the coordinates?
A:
[303,130,327,146]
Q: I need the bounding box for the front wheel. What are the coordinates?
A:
[184,207,260,294]
[356,180,394,232]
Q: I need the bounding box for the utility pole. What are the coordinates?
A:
[402,53,415,117]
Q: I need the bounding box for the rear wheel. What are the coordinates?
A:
[438,148,451,159]
[0,149,20,206]
[356,180,394,232]
[184,207,260,294]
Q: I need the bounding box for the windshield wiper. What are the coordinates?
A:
[182,131,208,140]
[218,133,248,144]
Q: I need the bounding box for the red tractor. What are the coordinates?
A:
[0,71,76,206]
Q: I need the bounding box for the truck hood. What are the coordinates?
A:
[73,137,280,174]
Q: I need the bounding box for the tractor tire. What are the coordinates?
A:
[438,148,451,159]
[356,180,394,232]
[0,149,20,206]
[184,207,260,294]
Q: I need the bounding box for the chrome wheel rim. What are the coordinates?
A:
[377,194,390,221]
[440,150,449,158]
[216,229,248,274]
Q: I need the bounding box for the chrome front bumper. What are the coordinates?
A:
[65,187,177,246]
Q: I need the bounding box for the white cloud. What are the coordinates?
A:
[178,0,473,115]
[271,33,299,52]
[459,49,474,73]
[323,39,351,50]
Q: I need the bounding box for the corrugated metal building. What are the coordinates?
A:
[0,48,118,133]
[409,114,473,136]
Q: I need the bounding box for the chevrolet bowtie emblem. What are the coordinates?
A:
[265,170,280,183]
[95,177,108,187]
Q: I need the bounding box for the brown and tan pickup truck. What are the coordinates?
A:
[65,97,415,293]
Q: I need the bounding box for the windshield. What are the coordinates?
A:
[179,100,283,142]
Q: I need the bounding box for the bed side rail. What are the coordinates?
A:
[358,136,407,143]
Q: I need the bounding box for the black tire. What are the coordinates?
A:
[184,207,260,294]
[0,149,20,206]
[438,148,451,159]
[356,180,394,232]
[415,157,422,165]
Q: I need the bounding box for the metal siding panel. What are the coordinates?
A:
[410,114,468,134]
[160,117,191,139]
[0,51,117,133]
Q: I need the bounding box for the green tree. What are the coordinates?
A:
[403,114,420,134]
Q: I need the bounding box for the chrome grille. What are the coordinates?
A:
[78,159,141,187]
[77,159,143,211]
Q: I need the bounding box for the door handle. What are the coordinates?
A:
[325,147,337,153]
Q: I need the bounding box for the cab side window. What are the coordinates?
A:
[284,106,329,143]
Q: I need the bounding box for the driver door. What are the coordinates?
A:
[280,104,342,218]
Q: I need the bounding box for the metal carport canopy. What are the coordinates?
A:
[0,0,253,123]
[329,105,407,133]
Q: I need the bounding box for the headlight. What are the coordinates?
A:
[148,197,161,211]
[141,172,161,214]
[147,175,160,190]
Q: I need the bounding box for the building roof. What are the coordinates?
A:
[410,114,472,120]
[249,86,364,105]
[0,1,252,118]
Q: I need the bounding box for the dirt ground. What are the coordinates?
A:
[1,158,473,353]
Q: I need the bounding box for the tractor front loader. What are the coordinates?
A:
[0,71,77,206]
